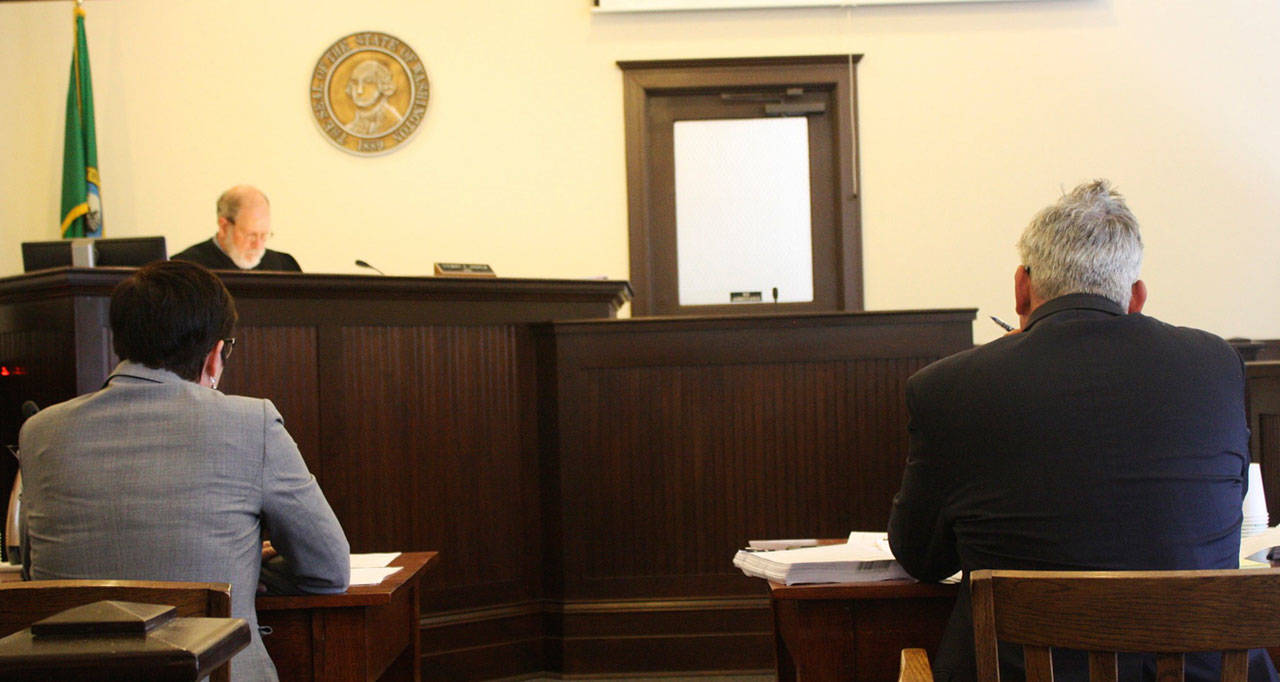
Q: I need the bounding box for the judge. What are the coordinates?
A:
[173,185,301,272]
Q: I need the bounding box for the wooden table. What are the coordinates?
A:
[257,552,436,682]
[769,579,956,682]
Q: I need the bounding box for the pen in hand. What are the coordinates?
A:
[990,315,1015,332]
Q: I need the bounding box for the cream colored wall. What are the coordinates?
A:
[2,0,1278,342]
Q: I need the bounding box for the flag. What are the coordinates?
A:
[60,2,102,239]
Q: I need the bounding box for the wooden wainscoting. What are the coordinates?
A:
[534,310,975,676]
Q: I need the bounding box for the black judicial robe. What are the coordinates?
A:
[172,238,301,272]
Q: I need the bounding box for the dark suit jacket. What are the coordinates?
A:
[888,293,1274,682]
[172,237,301,272]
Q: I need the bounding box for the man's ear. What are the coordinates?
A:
[1128,279,1147,314]
[200,340,224,388]
[1014,266,1033,317]
[216,217,233,238]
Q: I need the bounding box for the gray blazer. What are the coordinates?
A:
[19,361,350,682]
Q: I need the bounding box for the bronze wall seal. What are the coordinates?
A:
[310,32,429,156]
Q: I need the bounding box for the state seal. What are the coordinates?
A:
[310,32,429,156]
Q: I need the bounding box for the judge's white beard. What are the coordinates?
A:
[229,248,264,270]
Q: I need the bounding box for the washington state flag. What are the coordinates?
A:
[60,2,102,238]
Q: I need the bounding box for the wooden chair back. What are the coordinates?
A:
[0,580,233,682]
[971,568,1280,682]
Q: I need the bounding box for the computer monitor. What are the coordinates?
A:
[21,237,167,272]
[93,237,167,267]
[19,241,73,272]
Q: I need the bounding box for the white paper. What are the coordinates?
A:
[350,566,402,586]
[747,538,819,550]
[870,529,962,583]
[735,532,962,585]
[733,531,910,584]
[350,552,400,568]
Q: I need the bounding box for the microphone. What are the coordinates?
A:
[772,287,779,304]
[355,259,386,276]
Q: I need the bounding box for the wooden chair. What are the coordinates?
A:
[0,580,234,682]
[899,568,1280,682]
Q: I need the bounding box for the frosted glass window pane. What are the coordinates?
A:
[674,117,813,306]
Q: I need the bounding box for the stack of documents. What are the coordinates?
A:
[733,532,912,585]
[350,552,402,586]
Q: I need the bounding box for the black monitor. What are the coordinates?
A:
[94,237,168,267]
[19,241,72,272]
[21,237,167,272]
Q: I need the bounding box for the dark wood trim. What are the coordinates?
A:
[618,55,863,71]
[0,268,632,311]
[1255,340,1280,362]
[1248,361,1280,526]
[619,55,862,316]
[541,309,976,366]
[547,307,973,331]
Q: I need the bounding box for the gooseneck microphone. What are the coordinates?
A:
[354,260,386,276]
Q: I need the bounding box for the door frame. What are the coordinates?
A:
[619,55,863,316]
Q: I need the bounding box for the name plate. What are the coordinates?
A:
[434,262,496,277]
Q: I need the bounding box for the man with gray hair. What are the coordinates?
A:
[173,185,302,272]
[888,180,1275,682]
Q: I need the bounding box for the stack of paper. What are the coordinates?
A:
[733,532,912,585]
[747,538,819,551]
[350,552,403,586]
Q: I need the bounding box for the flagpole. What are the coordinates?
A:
[60,0,102,239]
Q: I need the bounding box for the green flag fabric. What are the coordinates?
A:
[60,2,102,239]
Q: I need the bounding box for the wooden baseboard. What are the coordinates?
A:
[418,597,775,679]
